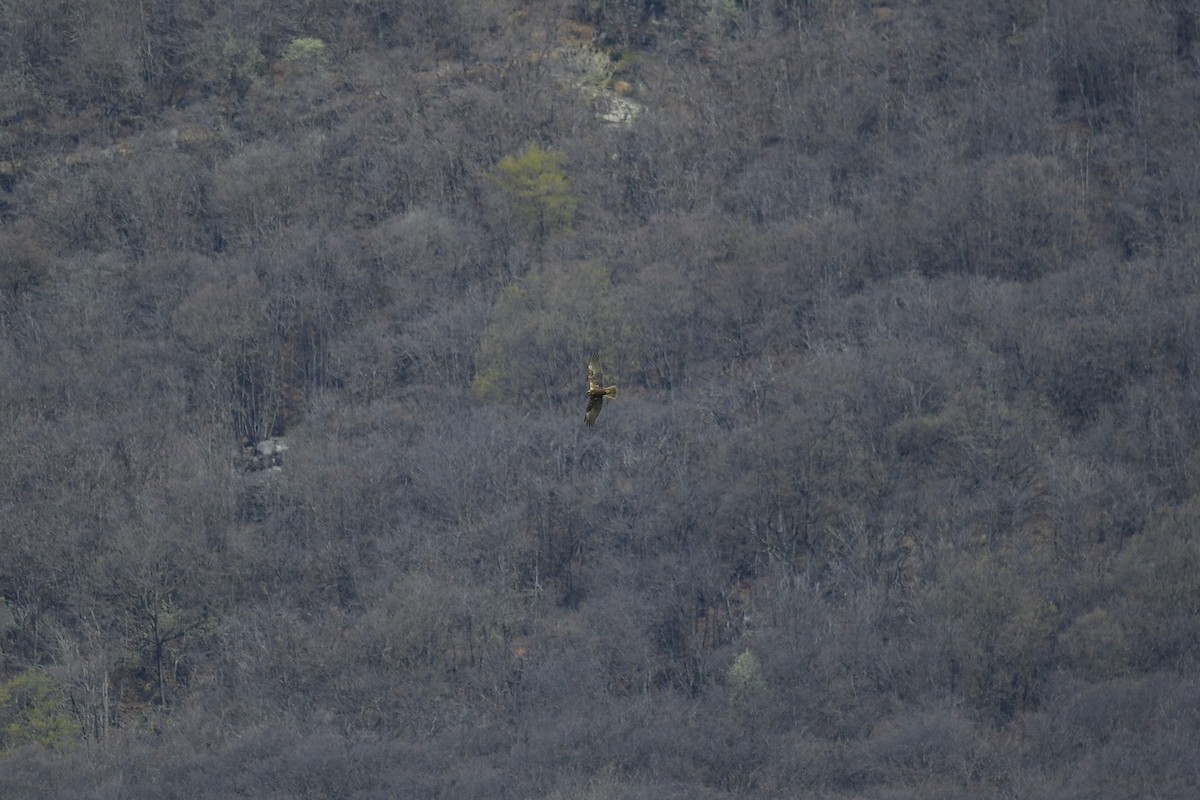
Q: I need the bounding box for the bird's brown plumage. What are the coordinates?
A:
[585,353,618,426]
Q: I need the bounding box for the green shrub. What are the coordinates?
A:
[0,672,81,750]
[282,37,330,70]
[728,648,767,705]
[490,145,579,238]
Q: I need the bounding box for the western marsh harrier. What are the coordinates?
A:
[585,353,618,426]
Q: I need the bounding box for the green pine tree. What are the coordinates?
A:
[490,144,579,238]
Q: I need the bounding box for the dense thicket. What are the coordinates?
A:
[2,1,1200,796]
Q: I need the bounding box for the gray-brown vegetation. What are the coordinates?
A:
[2,1,1200,797]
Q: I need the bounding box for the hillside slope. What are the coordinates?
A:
[2,1,1200,797]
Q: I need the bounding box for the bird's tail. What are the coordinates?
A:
[604,386,619,398]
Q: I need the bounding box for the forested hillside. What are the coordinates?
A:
[2,1,1200,796]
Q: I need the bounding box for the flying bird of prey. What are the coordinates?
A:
[585,353,619,426]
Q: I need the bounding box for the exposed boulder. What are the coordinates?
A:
[242,436,288,471]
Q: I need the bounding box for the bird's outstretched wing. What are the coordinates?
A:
[585,392,605,426]
[585,353,618,426]
[588,353,603,393]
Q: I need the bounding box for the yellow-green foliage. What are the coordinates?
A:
[0,671,81,750]
[727,648,767,705]
[282,37,330,70]
[490,145,579,237]
[473,261,620,403]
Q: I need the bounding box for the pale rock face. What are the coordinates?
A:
[244,436,288,471]
[548,40,646,127]
[592,91,645,126]
[254,437,288,458]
